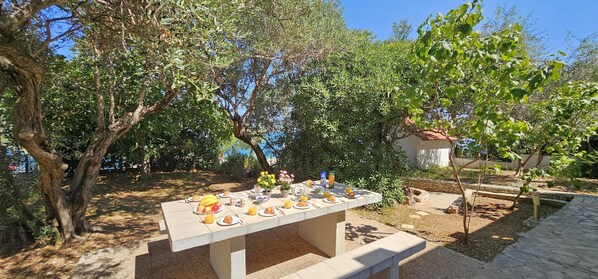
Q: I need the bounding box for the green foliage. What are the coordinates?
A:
[218,153,259,180]
[520,168,547,193]
[281,32,412,183]
[34,225,60,246]
[347,173,406,207]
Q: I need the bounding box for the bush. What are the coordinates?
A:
[347,173,406,207]
[218,153,261,179]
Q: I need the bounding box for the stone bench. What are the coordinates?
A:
[158,219,167,234]
[283,231,426,279]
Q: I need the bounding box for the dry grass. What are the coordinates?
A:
[353,197,561,262]
[0,171,253,279]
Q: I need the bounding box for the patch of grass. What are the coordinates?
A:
[410,167,598,194]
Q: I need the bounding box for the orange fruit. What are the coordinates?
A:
[204,214,214,224]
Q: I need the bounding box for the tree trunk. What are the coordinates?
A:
[1,41,78,242]
[238,134,273,174]
[515,146,541,177]
[67,132,113,233]
[231,119,273,173]
[448,142,469,244]
[137,132,151,180]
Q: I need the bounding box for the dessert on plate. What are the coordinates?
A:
[223,215,233,224]
[297,201,309,207]
[264,207,275,215]
[191,194,202,201]
[326,195,336,203]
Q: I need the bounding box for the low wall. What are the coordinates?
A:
[406,178,573,202]
[453,155,551,170]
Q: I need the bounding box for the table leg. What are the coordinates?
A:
[210,236,246,279]
[298,211,345,257]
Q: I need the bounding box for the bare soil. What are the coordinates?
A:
[353,196,560,262]
[0,171,253,279]
[1,171,561,278]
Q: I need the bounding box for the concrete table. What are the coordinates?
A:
[161,183,382,279]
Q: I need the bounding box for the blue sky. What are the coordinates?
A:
[340,0,597,56]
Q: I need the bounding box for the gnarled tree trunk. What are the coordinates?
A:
[1,40,78,242]
[231,117,273,174]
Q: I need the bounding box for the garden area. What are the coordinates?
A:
[1,0,597,278]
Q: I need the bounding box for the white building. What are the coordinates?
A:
[394,119,453,169]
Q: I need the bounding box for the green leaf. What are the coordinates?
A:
[457,23,472,36]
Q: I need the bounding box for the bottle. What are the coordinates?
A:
[320,171,327,188]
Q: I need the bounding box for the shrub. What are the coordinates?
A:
[347,172,406,207]
[218,153,261,179]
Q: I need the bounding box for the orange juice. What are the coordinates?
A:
[306,180,313,188]
[328,173,335,188]
[284,200,292,209]
[300,195,308,202]
[248,206,257,216]
[204,214,214,224]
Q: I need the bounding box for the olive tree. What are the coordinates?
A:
[211,0,346,173]
[1,0,244,243]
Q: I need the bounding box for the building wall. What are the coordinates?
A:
[394,135,418,166]
[416,140,451,169]
[395,135,451,169]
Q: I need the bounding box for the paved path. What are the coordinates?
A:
[74,211,482,278]
[473,195,598,279]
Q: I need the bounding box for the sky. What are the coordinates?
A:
[340,0,598,56]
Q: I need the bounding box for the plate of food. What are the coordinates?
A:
[217,215,240,226]
[217,191,232,198]
[343,193,361,199]
[322,195,341,204]
[185,195,203,202]
[293,201,311,209]
[258,207,277,217]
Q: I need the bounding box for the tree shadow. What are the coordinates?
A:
[443,201,562,262]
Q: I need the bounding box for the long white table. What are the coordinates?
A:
[161,183,382,278]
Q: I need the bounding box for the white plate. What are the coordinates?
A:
[185,196,203,202]
[193,207,223,215]
[217,215,240,226]
[293,203,311,210]
[322,197,341,204]
[343,193,361,199]
[258,208,277,217]
[217,193,233,198]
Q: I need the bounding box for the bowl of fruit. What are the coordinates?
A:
[194,195,223,215]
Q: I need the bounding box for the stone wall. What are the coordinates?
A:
[405,178,574,201]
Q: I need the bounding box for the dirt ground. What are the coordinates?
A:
[0,171,253,279]
[353,196,560,262]
[0,171,560,278]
